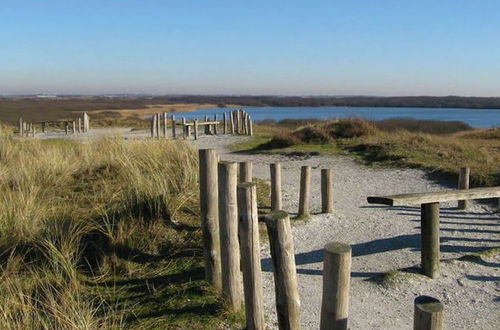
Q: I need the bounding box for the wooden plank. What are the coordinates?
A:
[367,186,500,206]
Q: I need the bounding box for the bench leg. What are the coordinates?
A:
[421,202,440,278]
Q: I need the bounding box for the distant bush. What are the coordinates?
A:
[326,118,376,138]
[374,118,472,134]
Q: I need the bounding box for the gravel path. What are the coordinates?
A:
[36,128,500,329]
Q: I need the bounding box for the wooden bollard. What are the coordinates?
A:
[414,296,444,330]
[421,202,440,278]
[239,161,253,183]
[163,112,168,137]
[65,122,69,135]
[230,111,235,134]
[236,110,241,134]
[42,121,46,133]
[223,112,227,134]
[270,163,283,211]
[77,118,81,133]
[187,122,192,138]
[265,211,300,330]
[204,115,210,135]
[457,167,470,209]
[156,113,160,138]
[151,115,156,137]
[214,114,218,135]
[298,166,311,217]
[194,119,199,140]
[218,161,242,311]
[321,169,334,213]
[198,149,222,289]
[19,117,23,136]
[237,183,265,330]
[72,121,76,134]
[249,116,253,136]
[320,242,351,330]
[172,115,177,138]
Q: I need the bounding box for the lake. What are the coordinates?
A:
[175,106,500,127]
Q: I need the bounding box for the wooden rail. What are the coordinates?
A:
[368,185,500,278]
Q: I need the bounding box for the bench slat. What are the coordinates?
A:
[367,186,500,206]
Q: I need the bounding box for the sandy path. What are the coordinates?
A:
[33,128,500,329]
[193,134,499,330]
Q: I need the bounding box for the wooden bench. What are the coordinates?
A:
[367,186,500,278]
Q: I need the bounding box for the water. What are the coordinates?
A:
[175,106,500,127]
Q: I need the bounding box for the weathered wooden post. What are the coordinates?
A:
[150,114,156,138]
[65,122,69,135]
[77,118,81,133]
[214,114,218,135]
[265,211,300,330]
[194,119,199,140]
[218,161,242,311]
[186,121,192,139]
[237,183,265,330]
[155,113,160,138]
[239,161,253,183]
[270,163,283,211]
[172,115,177,138]
[83,112,90,132]
[321,168,334,213]
[204,115,210,135]
[414,296,444,330]
[72,121,76,134]
[19,117,23,136]
[230,111,235,134]
[198,149,222,289]
[298,166,311,217]
[30,122,35,136]
[421,202,440,278]
[236,110,241,134]
[320,242,351,330]
[249,115,253,136]
[42,121,46,133]
[182,117,186,139]
[163,112,168,137]
[458,167,470,209]
[223,112,227,134]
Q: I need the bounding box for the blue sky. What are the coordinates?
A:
[1,1,500,96]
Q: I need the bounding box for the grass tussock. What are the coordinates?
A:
[235,118,500,187]
[0,128,240,329]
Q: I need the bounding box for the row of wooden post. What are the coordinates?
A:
[150,109,253,140]
[18,112,90,137]
[199,149,444,329]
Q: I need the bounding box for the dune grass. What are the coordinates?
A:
[0,128,243,329]
[232,118,500,187]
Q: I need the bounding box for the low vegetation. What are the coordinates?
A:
[0,128,243,329]
[233,118,500,187]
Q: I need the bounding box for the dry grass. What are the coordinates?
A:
[0,127,242,329]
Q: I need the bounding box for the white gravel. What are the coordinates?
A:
[35,128,500,329]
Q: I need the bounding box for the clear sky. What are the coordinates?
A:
[1,1,500,96]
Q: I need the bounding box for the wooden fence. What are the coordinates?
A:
[198,148,455,329]
[17,112,90,137]
[150,109,253,139]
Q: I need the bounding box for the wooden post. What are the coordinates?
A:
[249,116,253,136]
[264,211,300,330]
[30,122,35,136]
[230,111,235,134]
[156,113,160,138]
[214,114,218,135]
[204,115,210,135]
[198,149,222,289]
[163,112,168,137]
[321,169,334,213]
[72,121,76,134]
[320,242,351,330]
[218,161,242,311]
[457,167,470,209]
[421,202,440,278]
[270,163,283,211]
[42,121,46,133]
[194,119,199,140]
[236,110,241,134]
[77,118,81,133]
[83,112,89,132]
[150,115,156,138]
[172,115,177,138]
[182,117,186,139]
[223,112,227,134]
[19,117,23,136]
[237,183,265,330]
[239,161,253,183]
[187,122,192,138]
[298,166,311,217]
[414,296,444,330]
[65,122,69,135]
